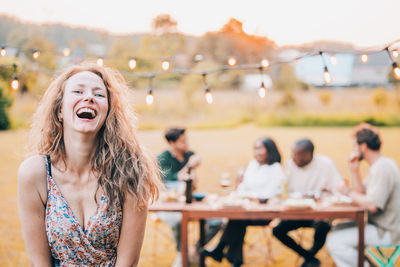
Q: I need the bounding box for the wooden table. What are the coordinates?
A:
[150,201,366,267]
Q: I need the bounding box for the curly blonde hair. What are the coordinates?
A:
[28,63,161,209]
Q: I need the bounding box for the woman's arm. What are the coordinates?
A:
[115,192,148,267]
[17,156,52,267]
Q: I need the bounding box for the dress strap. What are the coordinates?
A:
[44,155,52,195]
[44,155,52,177]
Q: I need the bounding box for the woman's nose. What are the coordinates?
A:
[83,93,94,102]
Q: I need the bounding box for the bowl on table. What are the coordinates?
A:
[193,192,207,202]
[258,198,269,204]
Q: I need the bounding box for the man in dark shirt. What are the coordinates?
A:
[157,127,221,267]
[158,127,200,184]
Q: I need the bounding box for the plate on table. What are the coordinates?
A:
[283,198,316,210]
[329,194,353,206]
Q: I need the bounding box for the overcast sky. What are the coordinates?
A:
[1,0,399,47]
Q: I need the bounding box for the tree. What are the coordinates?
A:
[107,37,138,71]
[152,14,178,35]
[194,18,276,64]
[274,63,300,91]
[23,35,57,71]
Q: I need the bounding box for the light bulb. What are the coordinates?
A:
[323,67,332,85]
[330,55,337,65]
[161,60,170,71]
[393,63,400,80]
[194,54,204,62]
[146,91,154,105]
[392,50,399,59]
[204,87,213,104]
[11,76,19,90]
[0,47,6,57]
[258,82,266,98]
[32,50,40,60]
[128,58,137,70]
[228,57,237,67]
[62,48,71,57]
[360,54,368,63]
[261,59,270,69]
[97,57,104,66]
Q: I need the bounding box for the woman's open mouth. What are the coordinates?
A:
[76,107,97,120]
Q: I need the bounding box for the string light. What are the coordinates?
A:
[360,54,368,63]
[161,60,170,71]
[146,89,154,105]
[11,74,19,90]
[97,57,104,66]
[258,82,266,98]
[261,59,270,69]
[319,51,332,85]
[1,46,6,57]
[204,86,213,104]
[194,54,204,62]
[323,66,332,85]
[393,62,400,80]
[32,49,40,60]
[3,39,400,105]
[62,48,71,57]
[228,57,237,67]
[202,73,213,104]
[330,55,337,65]
[146,75,155,105]
[128,57,137,70]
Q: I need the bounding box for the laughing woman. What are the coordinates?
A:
[18,63,162,266]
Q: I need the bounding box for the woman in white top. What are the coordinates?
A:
[202,137,284,267]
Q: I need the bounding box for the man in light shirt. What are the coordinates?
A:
[327,125,400,267]
[273,139,343,267]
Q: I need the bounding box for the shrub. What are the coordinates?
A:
[371,87,388,108]
[318,90,332,106]
[0,85,12,130]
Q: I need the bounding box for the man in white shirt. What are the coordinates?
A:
[327,125,400,267]
[273,139,343,267]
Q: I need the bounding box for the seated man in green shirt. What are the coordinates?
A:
[158,127,201,185]
[157,127,222,267]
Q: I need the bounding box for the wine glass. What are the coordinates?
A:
[220,172,231,195]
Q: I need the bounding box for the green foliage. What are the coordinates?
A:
[276,90,297,108]
[23,35,57,70]
[371,87,388,108]
[318,90,332,106]
[274,63,302,91]
[256,113,400,127]
[0,82,13,130]
[107,37,138,71]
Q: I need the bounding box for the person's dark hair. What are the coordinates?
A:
[295,139,314,154]
[356,128,381,151]
[261,138,281,164]
[165,128,185,143]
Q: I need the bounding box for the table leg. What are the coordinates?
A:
[181,212,189,267]
[357,211,366,267]
[199,219,206,267]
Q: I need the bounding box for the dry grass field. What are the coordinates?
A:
[1,125,399,266]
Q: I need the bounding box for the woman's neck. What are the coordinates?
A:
[62,129,97,178]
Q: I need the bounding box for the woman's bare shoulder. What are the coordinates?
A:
[18,155,47,198]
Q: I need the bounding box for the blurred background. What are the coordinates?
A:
[0,0,400,266]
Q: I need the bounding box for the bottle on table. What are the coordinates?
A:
[185,167,193,204]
